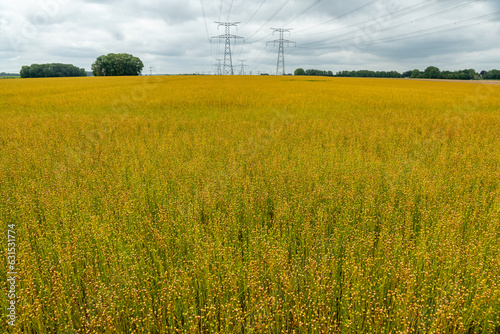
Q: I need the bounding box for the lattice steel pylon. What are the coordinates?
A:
[214,59,223,75]
[238,59,247,75]
[212,22,244,75]
[267,28,295,76]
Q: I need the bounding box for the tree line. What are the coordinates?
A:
[20,64,86,78]
[482,70,500,80]
[295,66,500,80]
[18,53,144,78]
[0,72,19,77]
[336,70,403,78]
[294,68,334,77]
[409,67,478,80]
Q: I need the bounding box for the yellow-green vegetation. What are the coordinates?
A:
[1,76,500,333]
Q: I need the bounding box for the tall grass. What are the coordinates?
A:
[1,76,500,333]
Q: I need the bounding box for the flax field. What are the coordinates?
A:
[1,76,500,333]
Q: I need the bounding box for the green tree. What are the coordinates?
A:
[423,66,440,79]
[20,66,30,78]
[335,70,402,78]
[402,70,413,78]
[92,53,144,76]
[19,63,86,78]
[484,69,500,79]
[410,69,422,78]
[304,69,332,76]
[294,68,306,75]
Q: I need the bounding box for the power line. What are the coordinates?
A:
[284,0,322,27]
[348,11,500,47]
[246,0,291,42]
[253,42,296,75]
[202,0,494,74]
[238,59,247,75]
[227,0,235,21]
[294,0,379,34]
[212,22,245,75]
[218,0,224,21]
[299,0,448,47]
[252,0,434,71]
[298,0,447,40]
[241,0,267,28]
[267,28,296,75]
[302,11,500,49]
[245,44,275,75]
[214,59,223,75]
[245,39,275,74]
[363,0,483,38]
[199,0,211,42]
[300,0,482,49]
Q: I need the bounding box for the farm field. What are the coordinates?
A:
[1,76,500,333]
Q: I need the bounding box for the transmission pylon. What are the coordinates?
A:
[212,22,244,75]
[267,28,295,76]
[238,59,247,75]
[214,59,223,75]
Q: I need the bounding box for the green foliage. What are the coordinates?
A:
[440,69,477,80]
[294,68,306,76]
[402,70,413,78]
[304,69,334,76]
[336,70,402,78]
[293,67,496,81]
[410,68,478,80]
[482,69,500,80]
[410,69,422,78]
[293,67,495,81]
[91,53,144,76]
[19,64,87,78]
[423,66,441,79]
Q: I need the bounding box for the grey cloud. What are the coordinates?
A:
[0,0,499,74]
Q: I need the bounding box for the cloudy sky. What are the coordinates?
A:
[0,0,499,74]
